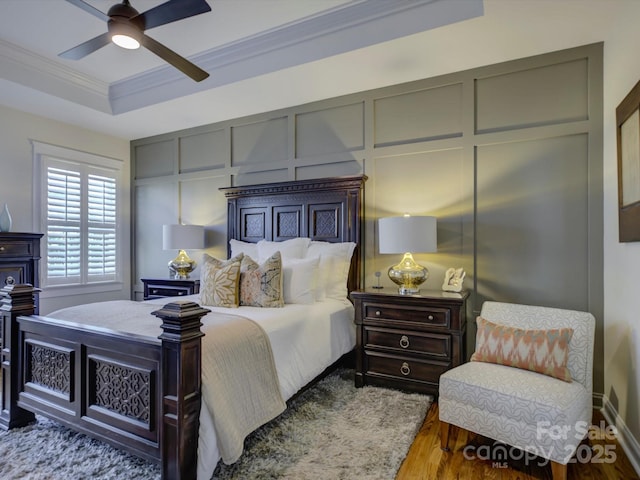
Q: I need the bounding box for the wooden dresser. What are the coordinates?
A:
[0,232,43,314]
[351,288,468,396]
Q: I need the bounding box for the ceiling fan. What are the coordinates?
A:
[60,0,211,82]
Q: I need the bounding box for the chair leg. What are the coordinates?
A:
[440,421,451,451]
[550,461,567,480]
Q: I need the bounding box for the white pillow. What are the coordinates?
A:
[282,257,319,304]
[306,241,356,301]
[229,239,258,259]
[257,237,310,263]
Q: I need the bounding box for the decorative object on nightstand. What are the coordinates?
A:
[141,278,200,300]
[372,271,383,289]
[378,215,437,294]
[162,224,204,279]
[442,267,465,292]
[350,289,468,395]
[0,204,12,232]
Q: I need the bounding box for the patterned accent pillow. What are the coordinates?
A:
[470,316,574,382]
[200,253,243,308]
[239,252,284,308]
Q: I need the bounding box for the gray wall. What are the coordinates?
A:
[132,43,603,394]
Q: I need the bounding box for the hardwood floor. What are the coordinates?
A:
[397,402,639,480]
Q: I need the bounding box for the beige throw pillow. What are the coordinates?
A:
[200,253,242,308]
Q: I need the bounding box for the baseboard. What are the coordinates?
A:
[601,394,640,476]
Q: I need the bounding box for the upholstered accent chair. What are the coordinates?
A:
[439,301,596,480]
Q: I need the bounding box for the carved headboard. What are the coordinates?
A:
[219,175,366,293]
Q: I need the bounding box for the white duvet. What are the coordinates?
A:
[117,295,356,479]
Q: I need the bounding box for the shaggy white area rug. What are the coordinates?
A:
[0,369,432,479]
[0,416,160,479]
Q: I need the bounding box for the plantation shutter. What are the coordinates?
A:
[87,174,117,280]
[47,167,82,283]
[43,161,119,286]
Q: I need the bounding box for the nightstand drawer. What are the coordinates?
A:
[141,278,200,300]
[365,351,450,386]
[364,303,450,328]
[0,242,33,257]
[364,326,451,359]
[147,286,190,297]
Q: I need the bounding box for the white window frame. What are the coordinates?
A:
[32,141,124,297]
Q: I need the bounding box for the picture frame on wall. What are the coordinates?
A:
[616,79,640,242]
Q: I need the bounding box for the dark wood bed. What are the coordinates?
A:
[0,175,365,479]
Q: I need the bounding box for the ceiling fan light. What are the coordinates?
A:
[112,34,140,49]
[108,18,142,50]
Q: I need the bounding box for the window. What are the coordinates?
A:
[33,141,123,291]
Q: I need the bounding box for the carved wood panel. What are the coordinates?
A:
[89,356,153,427]
[309,203,341,241]
[240,208,267,242]
[25,340,73,400]
[273,205,302,240]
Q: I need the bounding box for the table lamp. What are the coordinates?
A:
[162,224,204,279]
[378,215,437,294]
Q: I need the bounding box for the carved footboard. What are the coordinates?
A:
[0,284,208,480]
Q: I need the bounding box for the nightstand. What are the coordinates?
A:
[350,288,468,396]
[141,278,200,300]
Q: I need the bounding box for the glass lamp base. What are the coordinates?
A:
[168,249,196,279]
[398,285,420,295]
[388,252,428,295]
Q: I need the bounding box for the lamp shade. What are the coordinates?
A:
[162,224,204,250]
[378,216,437,254]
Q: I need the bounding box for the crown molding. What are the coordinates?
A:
[1,0,483,116]
[0,38,111,113]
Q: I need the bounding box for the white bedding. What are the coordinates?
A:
[51,295,356,480]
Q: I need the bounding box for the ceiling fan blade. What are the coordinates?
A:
[59,32,112,60]
[141,34,209,82]
[64,0,109,22]
[136,0,211,31]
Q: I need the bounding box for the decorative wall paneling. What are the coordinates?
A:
[134,140,174,179]
[131,42,603,394]
[373,83,463,147]
[179,129,226,173]
[475,58,589,133]
[231,117,289,167]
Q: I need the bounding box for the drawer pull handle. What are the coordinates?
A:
[151,289,158,294]
[178,291,184,295]
[0,246,4,252]
[400,362,411,376]
[375,310,381,316]
[427,315,434,320]
[5,276,15,285]
[399,335,410,349]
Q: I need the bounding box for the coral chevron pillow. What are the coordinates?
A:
[470,317,574,382]
[200,253,243,308]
